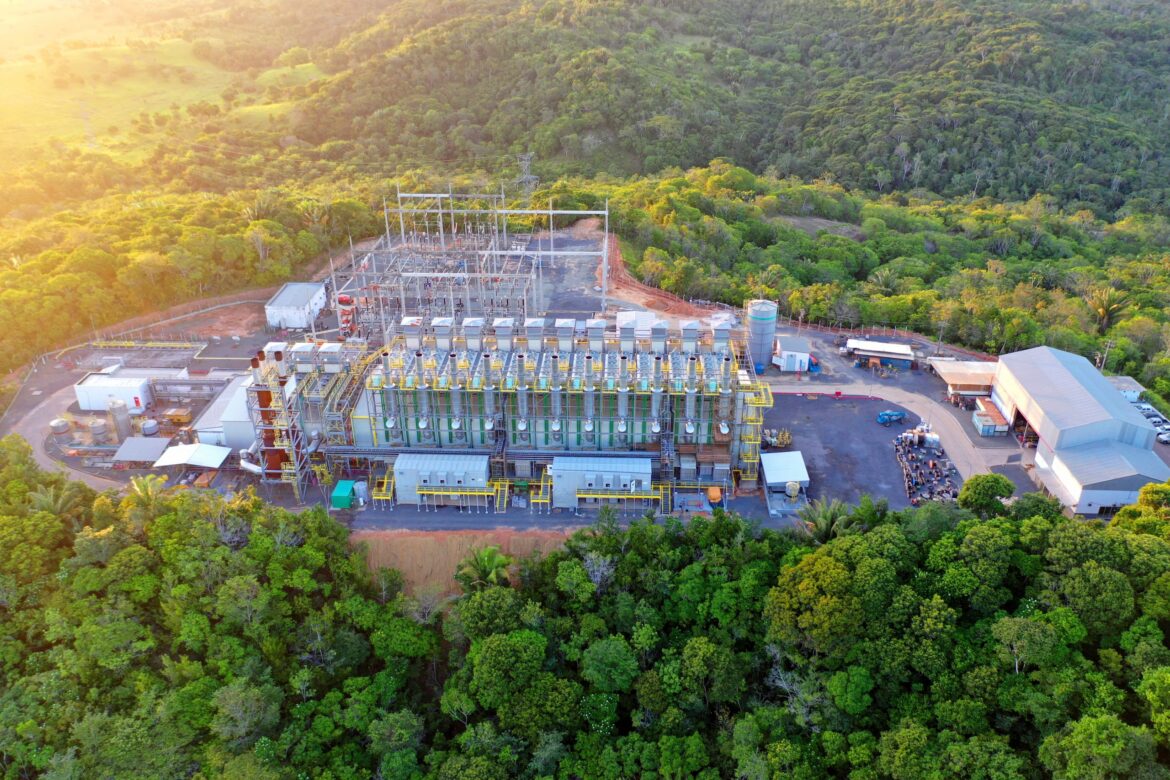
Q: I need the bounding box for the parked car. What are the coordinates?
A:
[1158,432,1170,445]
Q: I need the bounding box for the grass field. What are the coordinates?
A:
[0,36,235,166]
[257,62,325,89]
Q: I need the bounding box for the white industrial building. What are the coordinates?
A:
[549,456,653,510]
[992,347,1170,516]
[773,336,812,372]
[75,373,152,414]
[192,375,256,450]
[265,282,327,330]
[1106,375,1146,403]
[761,451,810,514]
[392,453,490,508]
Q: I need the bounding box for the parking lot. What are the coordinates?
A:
[765,393,931,510]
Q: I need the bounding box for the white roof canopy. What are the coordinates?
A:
[153,443,233,469]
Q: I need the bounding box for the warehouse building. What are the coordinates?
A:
[74,372,152,414]
[265,282,327,330]
[992,347,1169,516]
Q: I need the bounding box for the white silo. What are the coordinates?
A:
[746,300,778,372]
[49,418,72,447]
[87,418,110,445]
[108,398,132,443]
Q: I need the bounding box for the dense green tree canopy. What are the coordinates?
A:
[3,430,1170,776]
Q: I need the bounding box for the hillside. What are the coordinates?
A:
[292,0,1170,216]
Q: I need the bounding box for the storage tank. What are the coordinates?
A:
[87,418,110,445]
[746,299,778,372]
[49,418,72,446]
[107,398,132,443]
[140,419,160,437]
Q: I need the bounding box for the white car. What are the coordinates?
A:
[1158,433,1170,445]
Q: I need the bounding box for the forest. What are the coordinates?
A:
[2,435,1170,778]
[5,0,1170,394]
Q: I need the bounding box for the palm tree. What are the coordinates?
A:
[126,474,169,535]
[865,267,901,297]
[796,499,856,545]
[1083,286,1129,335]
[28,483,89,531]
[455,545,513,593]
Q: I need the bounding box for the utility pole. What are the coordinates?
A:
[516,152,538,197]
[1097,339,1115,371]
[935,320,945,356]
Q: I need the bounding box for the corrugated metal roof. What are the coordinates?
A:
[1106,375,1146,393]
[761,451,810,486]
[78,374,151,388]
[780,336,812,354]
[266,282,324,310]
[999,347,1149,432]
[193,375,251,431]
[393,453,489,474]
[551,456,651,475]
[153,443,232,469]
[846,339,914,358]
[112,437,170,462]
[929,359,997,385]
[1055,441,1170,488]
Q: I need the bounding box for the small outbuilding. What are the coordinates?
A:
[549,456,654,511]
[265,282,327,330]
[846,339,916,369]
[773,336,812,372]
[760,451,810,514]
[393,453,491,509]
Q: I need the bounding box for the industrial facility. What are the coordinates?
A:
[241,312,771,513]
[39,192,773,517]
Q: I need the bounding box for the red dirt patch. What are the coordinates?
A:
[573,218,718,319]
[351,529,577,594]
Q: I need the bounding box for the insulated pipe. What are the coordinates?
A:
[450,354,464,419]
[686,387,696,421]
[516,354,528,419]
[414,351,429,417]
[251,357,261,383]
[482,353,495,418]
[653,355,663,389]
[551,354,562,418]
[619,355,629,391]
[722,355,733,390]
[687,355,698,390]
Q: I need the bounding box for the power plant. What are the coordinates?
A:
[242,314,770,512]
[51,191,774,516]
